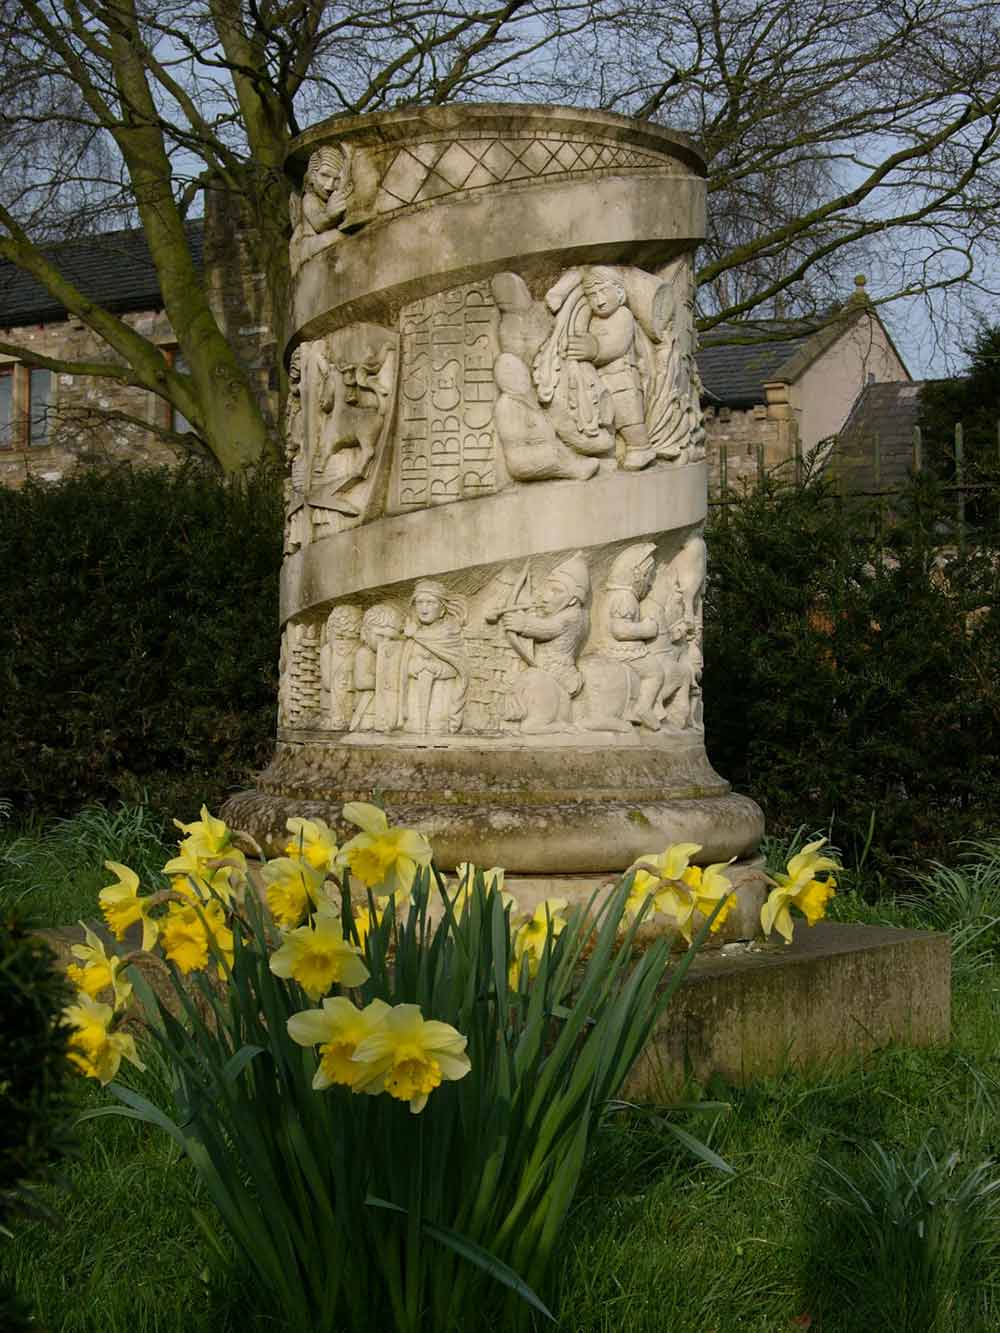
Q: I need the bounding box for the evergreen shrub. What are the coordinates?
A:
[0,463,281,822]
[704,466,1000,874]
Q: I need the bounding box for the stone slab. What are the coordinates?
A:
[627,922,952,1096]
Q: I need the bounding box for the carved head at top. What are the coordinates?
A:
[327,603,363,639]
[542,551,590,613]
[609,542,656,600]
[361,602,403,649]
[581,266,627,318]
[305,144,348,201]
[411,579,448,625]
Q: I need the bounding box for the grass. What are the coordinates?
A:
[4,810,1000,1331]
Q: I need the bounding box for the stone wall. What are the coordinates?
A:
[703,382,799,494]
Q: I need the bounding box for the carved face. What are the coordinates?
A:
[584,280,625,317]
[540,577,574,614]
[311,161,339,200]
[363,622,398,650]
[413,593,444,625]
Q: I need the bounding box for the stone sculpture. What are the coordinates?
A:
[232,104,763,897]
[487,552,591,734]
[321,604,362,730]
[350,603,404,732]
[290,144,353,272]
[397,581,470,735]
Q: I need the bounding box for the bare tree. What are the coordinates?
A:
[0,0,998,470]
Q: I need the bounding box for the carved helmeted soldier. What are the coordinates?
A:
[492,553,591,735]
[397,580,469,735]
[647,564,696,729]
[568,268,657,472]
[290,144,353,271]
[604,542,664,731]
[350,603,403,732]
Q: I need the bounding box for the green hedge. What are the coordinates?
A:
[704,468,1000,874]
[0,463,282,823]
[2,459,997,871]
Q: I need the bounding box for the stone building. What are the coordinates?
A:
[0,202,277,488]
[698,280,910,491]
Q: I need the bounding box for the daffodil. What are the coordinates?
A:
[159,898,234,977]
[679,860,738,941]
[350,1003,471,1113]
[172,804,235,859]
[510,898,568,984]
[262,857,327,930]
[338,802,432,902]
[761,837,839,943]
[269,909,370,1000]
[351,896,389,948]
[622,842,702,929]
[163,844,246,908]
[64,995,145,1085]
[287,996,391,1090]
[450,862,515,916]
[284,816,340,874]
[67,922,132,1010]
[99,861,159,952]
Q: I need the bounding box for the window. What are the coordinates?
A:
[0,364,54,450]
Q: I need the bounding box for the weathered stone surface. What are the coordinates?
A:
[226,101,764,902]
[627,923,952,1095]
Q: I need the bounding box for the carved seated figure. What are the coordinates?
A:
[491,553,591,735]
[493,354,598,483]
[397,581,469,735]
[290,145,353,271]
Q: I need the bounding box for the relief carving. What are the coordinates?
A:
[398,581,470,734]
[290,144,354,272]
[350,604,404,732]
[321,604,362,730]
[487,553,591,734]
[283,347,309,556]
[579,543,665,733]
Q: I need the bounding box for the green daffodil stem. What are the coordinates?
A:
[405,1117,426,1329]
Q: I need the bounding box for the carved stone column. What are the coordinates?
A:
[225,104,765,926]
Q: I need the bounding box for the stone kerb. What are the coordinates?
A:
[224,102,765,929]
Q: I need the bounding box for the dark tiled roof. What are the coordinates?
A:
[832,380,925,491]
[0,222,204,327]
[696,325,817,407]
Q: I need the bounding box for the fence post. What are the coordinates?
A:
[912,425,922,474]
[794,430,802,487]
[955,422,965,553]
[756,441,765,492]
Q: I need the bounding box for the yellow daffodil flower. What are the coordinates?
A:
[450,863,515,916]
[284,816,340,875]
[159,898,234,977]
[67,922,132,1010]
[761,838,839,943]
[163,850,246,908]
[623,842,702,928]
[351,897,389,948]
[338,802,432,902]
[261,857,327,931]
[64,995,145,1085]
[99,861,159,952]
[510,898,568,985]
[350,1003,471,1114]
[680,860,738,941]
[172,805,234,859]
[269,909,370,1000]
[287,996,391,1090]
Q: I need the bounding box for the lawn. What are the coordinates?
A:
[3,808,1000,1332]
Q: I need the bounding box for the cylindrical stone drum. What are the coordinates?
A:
[225,103,764,919]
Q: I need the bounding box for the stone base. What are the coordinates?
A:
[626,923,952,1096]
[222,736,765,874]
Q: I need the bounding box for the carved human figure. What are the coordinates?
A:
[579,543,664,733]
[312,338,396,528]
[489,553,591,734]
[570,268,656,471]
[283,348,310,555]
[290,145,353,271]
[647,565,697,729]
[397,581,469,735]
[321,604,362,730]
[493,354,598,483]
[350,603,403,732]
[533,270,615,458]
